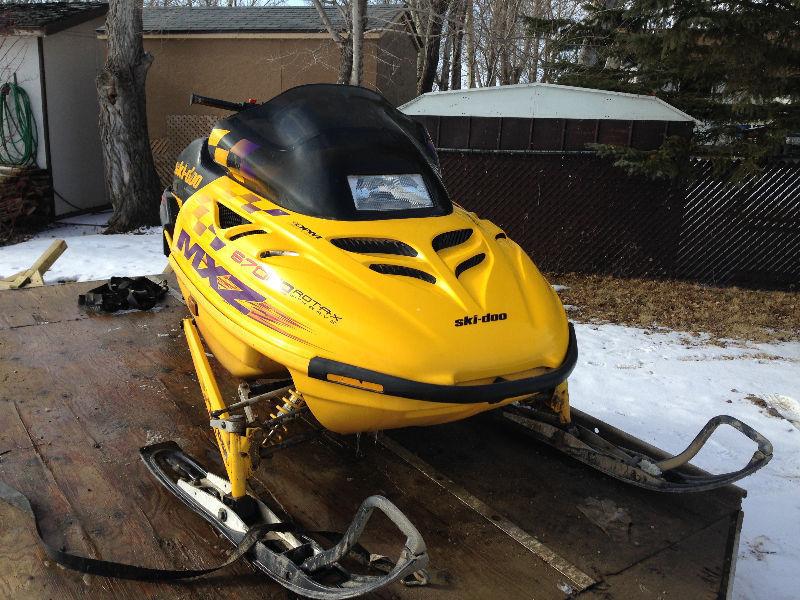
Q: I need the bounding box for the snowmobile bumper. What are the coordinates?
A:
[140,441,429,599]
[308,323,578,404]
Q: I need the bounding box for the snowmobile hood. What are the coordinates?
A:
[171,179,570,387]
[168,83,570,392]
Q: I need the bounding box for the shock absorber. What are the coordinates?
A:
[265,389,306,442]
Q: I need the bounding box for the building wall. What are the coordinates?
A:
[43,16,107,214]
[0,35,47,169]
[141,34,416,139]
[376,29,418,107]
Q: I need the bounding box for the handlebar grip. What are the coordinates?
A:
[189,93,245,112]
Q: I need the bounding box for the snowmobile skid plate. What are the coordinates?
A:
[140,441,429,598]
[501,406,773,493]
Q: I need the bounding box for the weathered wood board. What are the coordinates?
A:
[0,280,743,599]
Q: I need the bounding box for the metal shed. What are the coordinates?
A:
[400,83,696,152]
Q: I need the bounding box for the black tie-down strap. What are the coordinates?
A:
[0,480,391,583]
[79,277,168,313]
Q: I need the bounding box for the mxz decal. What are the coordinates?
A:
[454,312,508,327]
[176,230,311,343]
[174,161,203,189]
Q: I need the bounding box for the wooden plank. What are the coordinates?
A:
[0,280,743,599]
[0,240,67,290]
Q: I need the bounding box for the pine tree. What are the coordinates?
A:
[529,0,800,178]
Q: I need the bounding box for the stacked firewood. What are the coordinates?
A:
[0,166,52,243]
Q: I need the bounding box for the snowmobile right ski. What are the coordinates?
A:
[500,403,773,493]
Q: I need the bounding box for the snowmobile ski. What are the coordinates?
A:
[140,441,429,599]
[500,405,773,493]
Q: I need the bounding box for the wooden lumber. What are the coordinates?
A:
[0,239,66,290]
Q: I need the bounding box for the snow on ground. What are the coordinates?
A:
[1,215,799,599]
[569,323,800,600]
[0,211,165,283]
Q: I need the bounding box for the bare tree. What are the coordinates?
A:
[96,0,161,232]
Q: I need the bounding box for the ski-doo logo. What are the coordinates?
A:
[174,161,203,189]
[292,222,322,239]
[177,230,264,313]
[454,312,508,327]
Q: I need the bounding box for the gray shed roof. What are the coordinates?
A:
[401,83,697,123]
[104,5,406,35]
[1,2,107,34]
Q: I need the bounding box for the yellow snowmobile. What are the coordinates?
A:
[148,84,772,598]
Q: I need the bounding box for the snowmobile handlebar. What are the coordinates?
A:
[189,93,249,112]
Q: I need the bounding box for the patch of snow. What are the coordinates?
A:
[763,395,800,431]
[570,322,800,600]
[0,210,166,283]
[552,284,569,291]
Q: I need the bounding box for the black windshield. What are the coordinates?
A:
[209,84,450,221]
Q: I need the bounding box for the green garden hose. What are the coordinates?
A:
[0,74,38,167]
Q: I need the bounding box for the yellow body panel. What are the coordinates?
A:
[168,174,570,434]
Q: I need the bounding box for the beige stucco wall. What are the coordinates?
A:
[141,34,416,139]
[376,29,418,107]
[43,16,107,214]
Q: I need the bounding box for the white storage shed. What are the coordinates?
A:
[0,2,108,215]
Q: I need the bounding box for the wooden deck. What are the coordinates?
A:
[0,280,744,599]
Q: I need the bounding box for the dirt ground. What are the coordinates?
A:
[549,272,799,344]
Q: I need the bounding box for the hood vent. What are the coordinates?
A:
[455,253,486,278]
[370,264,436,284]
[230,229,267,241]
[332,237,417,257]
[218,203,249,228]
[433,228,472,251]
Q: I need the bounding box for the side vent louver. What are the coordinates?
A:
[455,253,486,278]
[370,264,436,284]
[332,238,417,257]
[495,233,507,240]
[218,203,249,228]
[432,228,472,251]
[230,229,267,241]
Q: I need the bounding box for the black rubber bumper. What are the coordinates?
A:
[308,323,578,404]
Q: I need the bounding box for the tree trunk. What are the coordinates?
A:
[465,0,475,87]
[418,0,450,94]
[450,0,466,89]
[338,38,353,84]
[97,0,161,233]
[439,17,453,91]
[349,0,367,85]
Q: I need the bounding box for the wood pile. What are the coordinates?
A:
[0,165,52,225]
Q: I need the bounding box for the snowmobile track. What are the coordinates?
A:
[0,278,745,599]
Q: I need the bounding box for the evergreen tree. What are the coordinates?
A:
[529,0,800,178]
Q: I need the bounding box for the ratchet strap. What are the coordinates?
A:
[79,277,168,313]
[0,480,392,582]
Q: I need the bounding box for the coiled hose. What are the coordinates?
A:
[0,75,38,166]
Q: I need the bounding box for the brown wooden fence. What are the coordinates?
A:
[439,151,799,288]
[151,114,799,288]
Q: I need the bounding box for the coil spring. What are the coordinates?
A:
[266,389,305,442]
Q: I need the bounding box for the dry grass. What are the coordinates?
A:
[549,272,800,344]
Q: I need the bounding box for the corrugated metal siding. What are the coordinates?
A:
[439,151,799,288]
